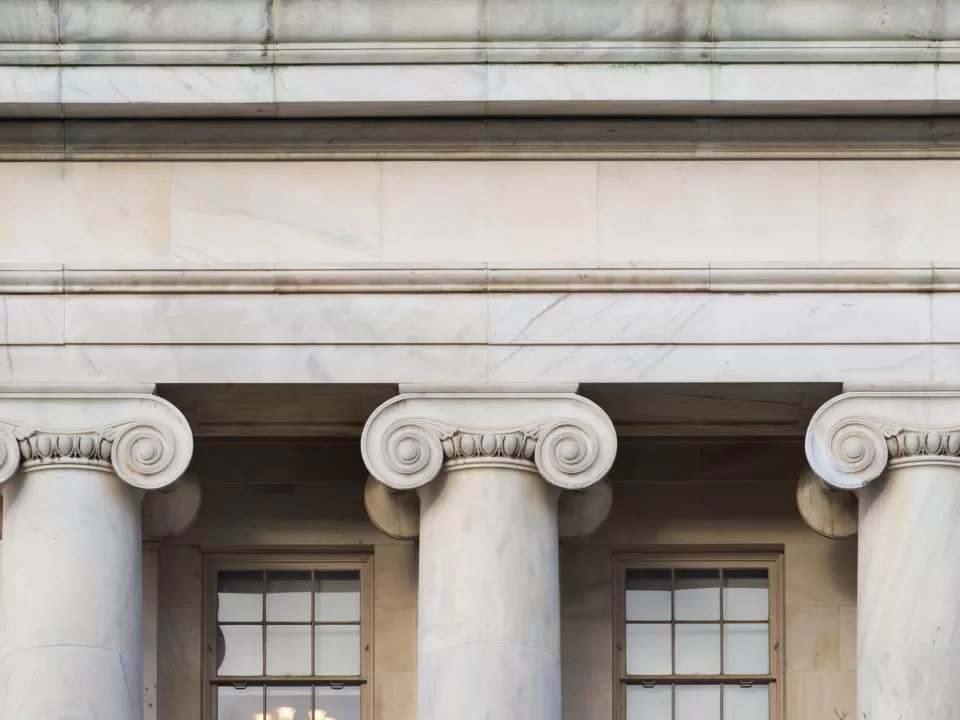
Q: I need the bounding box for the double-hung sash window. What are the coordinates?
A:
[205,555,372,720]
[615,554,782,720]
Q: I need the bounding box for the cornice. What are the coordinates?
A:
[1,264,955,295]
[361,392,617,492]
[6,118,960,160]
[2,62,959,119]
[0,391,193,491]
[806,392,960,491]
[6,40,960,66]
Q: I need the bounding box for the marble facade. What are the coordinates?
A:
[3,1,960,718]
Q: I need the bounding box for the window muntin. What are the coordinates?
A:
[206,556,371,720]
[617,555,781,720]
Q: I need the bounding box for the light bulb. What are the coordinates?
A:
[276,708,296,720]
[312,712,327,720]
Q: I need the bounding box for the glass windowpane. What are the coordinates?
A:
[724,684,770,720]
[626,570,672,621]
[675,684,720,720]
[218,685,263,720]
[267,685,313,720]
[626,684,671,720]
[723,570,769,621]
[267,571,312,622]
[316,625,362,676]
[266,624,312,676]
[626,623,672,676]
[217,624,263,676]
[315,685,362,720]
[316,572,361,622]
[675,570,720,621]
[218,571,263,622]
[675,623,721,675]
[724,623,770,675]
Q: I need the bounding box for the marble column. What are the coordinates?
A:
[0,389,193,720]
[805,391,960,719]
[362,388,617,720]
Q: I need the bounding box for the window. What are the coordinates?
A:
[615,554,782,720]
[204,555,372,720]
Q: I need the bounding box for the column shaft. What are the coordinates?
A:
[858,465,960,719]
[416,466,562,720]
[0,468,144,720]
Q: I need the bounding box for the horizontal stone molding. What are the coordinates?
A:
[806,392,960,490]
[1,264,957,295]
[4,62,960,118]
[10,118,960,160]
[7,41,960,66]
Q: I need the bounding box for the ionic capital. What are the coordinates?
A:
[0,389,193,491]
[806,391,960,491]
[362,391,617,491]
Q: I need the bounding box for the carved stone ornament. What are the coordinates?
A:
[0,390,193,491]
[362,392,618,492]
[806,391,960,491]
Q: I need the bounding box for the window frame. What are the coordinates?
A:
[614,552,784,720]
[203,552,374,720]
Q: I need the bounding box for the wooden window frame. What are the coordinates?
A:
[614,552,784,720]
[203,552,374,720]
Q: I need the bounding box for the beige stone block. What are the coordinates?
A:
[561,606,613,673]
[562,670,613,720]
[785,540,858,607]
[171,161,382,262]
[66,163,171,261]
[157,671,201,720]
[374,670,416,720]
[381,161,599,263]
[159,545,202,608]
[818,160,960,262]
[374,544,418,608]
[786,670,856,720]
[561,545,612,608]
[0,162,171,262]
[839,606,857,671]
[786,606,840,671]
[374,606,418,674]
[158,605,202,673]
[598,160,819,262]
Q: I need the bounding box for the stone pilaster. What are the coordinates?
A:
[0,388,193,720]
[362,389,617,720]
[805,391,960,719]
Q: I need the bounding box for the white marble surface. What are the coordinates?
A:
[4,160,960,263]
[3,62,960,117]
[59,0,270,43]
[0,645,143,720]
[0,468,144,719]
[170,161,382,263]
[61,66,274,113]
[417,465,561,720]
[858,465,960,719]
[64,294,488,344]
[0,343,941,385]
[489,293,931,345]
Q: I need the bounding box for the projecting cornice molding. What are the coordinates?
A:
[0,388,194,491]
[806,392,960,491]
[3,264,958,295]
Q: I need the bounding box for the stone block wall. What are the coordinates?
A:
[1,160,958,265]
